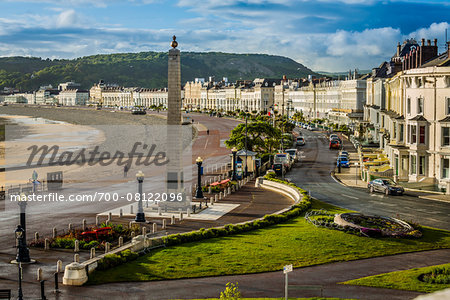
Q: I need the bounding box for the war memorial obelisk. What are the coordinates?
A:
[165,36,188,210]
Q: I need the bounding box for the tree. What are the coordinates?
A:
[220,282,241,300]
[279,120,295,133]
[225,121,280,153]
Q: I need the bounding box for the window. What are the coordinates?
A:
[410,125,417,144]
[399,124,404,142]
[443,127,450,146]
[411,155,417,175]
[417,97,424,114]
[447,98,450,115]
[407,98,411,114]
[443,158,450,179]
[419,126,426,144]
[419,156,425,175]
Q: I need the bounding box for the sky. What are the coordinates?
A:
[0,0,449,72]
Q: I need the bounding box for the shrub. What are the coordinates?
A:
[96,249,139,271]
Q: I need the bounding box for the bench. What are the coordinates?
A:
[0,289,11,300]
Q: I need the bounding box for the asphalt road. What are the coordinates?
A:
[290,127,450,231]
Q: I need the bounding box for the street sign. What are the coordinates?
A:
[283,264,293,274]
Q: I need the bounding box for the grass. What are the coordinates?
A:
[88,199,450,285]
[340,263,450,293]
[186,298,354,300]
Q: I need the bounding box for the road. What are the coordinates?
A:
[290,127,450,231]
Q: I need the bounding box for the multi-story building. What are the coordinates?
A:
[363,38,450,190]
[288,74,366,124]
[34,85,59,105]
[58,89,89,106]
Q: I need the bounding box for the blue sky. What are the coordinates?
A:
[0,0,449,72]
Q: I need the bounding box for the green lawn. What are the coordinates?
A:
[340,263,450,293]
[187,298,354,300]
[88,199,450,285]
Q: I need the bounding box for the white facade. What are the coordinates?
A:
[58,89,89,106]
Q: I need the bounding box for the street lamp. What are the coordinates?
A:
[17,194,30,263]
[244,107,249,178]
[231,147,237,181]
[15,226,25,300]
[194,157,204,199]
[135,171,146,223]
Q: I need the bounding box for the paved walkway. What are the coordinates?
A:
[4,249,449,299]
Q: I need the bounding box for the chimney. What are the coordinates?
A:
[282,75,287,81]
[397,42,401,56]
[427,39,431,46]
[421,38,425,46]
[434,39,437,46]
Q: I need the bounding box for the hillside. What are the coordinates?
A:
[0,52,317,91]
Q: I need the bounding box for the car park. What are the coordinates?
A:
[295,136,305,146]
[337,155,350,167]
[368,178,404,196]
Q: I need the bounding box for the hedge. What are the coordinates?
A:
[96,249,139,271]
[162,177,312,247]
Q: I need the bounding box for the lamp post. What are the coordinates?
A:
[195,157,204,199]
[231,147,237,181]
[354,162,359,186]
[135,171,146,223]
[17,195,30,263]
[244,108,249,178]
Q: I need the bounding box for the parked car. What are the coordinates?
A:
[274,153,292,171]
[329,140,341,149]
[339,151,349,157]
[285,149,299,163]
[296,136,305,146]
[272,163,285,175]
[337,155,350,168]
[368,178,404,196]
[330,134,339,141]
[131,108,146,115]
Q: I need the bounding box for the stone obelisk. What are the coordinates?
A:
[165,36,187,210]
[167,36,181,125]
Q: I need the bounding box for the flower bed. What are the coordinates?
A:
[305,210,422,238]
[335,213,421,238]
[29,223,141,250]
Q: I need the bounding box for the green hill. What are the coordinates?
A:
[0,52,317,91]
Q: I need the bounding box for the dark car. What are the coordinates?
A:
[368,178,404,196]
[131,108,146,115]
[272,163,285,175]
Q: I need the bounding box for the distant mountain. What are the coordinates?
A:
[0,52,318,91]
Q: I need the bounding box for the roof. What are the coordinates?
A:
[438,116,450,122]
[409,115,428,122]
[236,149,257,156]
[420,52,450,68]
